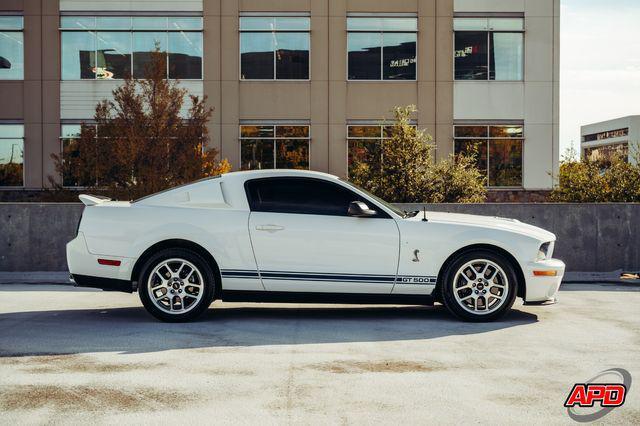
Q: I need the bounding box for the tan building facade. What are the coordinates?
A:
[0,0,559,192]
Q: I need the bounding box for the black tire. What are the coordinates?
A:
[440,250,518,322]
[138,248,216,322]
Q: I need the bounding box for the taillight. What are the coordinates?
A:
[98,259,121,266]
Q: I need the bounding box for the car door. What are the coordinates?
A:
[246,177,400,294]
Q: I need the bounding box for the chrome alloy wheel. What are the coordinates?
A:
[147,258,204,315]
[452,259,509,315]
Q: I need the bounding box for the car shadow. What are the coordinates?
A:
[0,304,538,357]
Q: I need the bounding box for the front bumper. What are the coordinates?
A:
[523,258,565,302]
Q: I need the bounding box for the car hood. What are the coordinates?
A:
[406,211,556,242]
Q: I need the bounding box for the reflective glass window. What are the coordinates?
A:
[490,33,523,81]
[454,31,488,80]
[239,16,309,80]
[240,125,310,170]
[61,16,203,80]
[60,16,96,29]
[454,18,524,81]
[168,32,202,79]
[454,124,524,187]
[60,124,97,187]
[0,31,23,79]
[169,17,203,30]
[240,32,274,79]
[132,17,167,30]
[96,32,132,79]
[0,16,24,30]
[0,124,24,186]
[348,32,382,80]
[382,32,416,80]
[489,139,523,187]
[61,31,96,79]
[133,32,167,78]
[275,32,309,79]
[96,17,131,29]
[347,16,417,81]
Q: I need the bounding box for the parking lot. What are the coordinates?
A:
[0,283,638,424]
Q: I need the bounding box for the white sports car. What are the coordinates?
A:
[67,170,565,322]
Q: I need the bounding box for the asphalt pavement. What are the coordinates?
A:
[0,282,638,424]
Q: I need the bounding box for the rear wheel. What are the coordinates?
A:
[138,248,216,322]
[441,250,518,322]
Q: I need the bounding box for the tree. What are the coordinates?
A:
[550,147,640,202]
[349,105,486,203]
[51,48,230,200]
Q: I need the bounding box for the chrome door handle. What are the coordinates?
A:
[255,224,285,232]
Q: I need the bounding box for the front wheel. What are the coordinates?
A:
[441,250,518,322]
[138,248,216,322]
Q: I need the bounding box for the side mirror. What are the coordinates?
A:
[348,201,377,217]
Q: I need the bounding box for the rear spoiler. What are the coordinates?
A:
[79,194,111,206]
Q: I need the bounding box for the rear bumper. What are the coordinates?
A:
[524,258,565,302]
[66,232,135,293]
[71,274,134,293]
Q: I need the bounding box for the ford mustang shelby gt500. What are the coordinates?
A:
[67,170,565,322]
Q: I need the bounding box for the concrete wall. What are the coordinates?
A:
[1,203,638,272]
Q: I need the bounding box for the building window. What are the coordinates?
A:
[60,16,203,80]
[347,16,417,80]
[60,124,99,187]
[584,143,629,166]
[0,16,24,80]
[454,124,523,187]
[239,16,310,80]
[0,124,24,186]
[347,124,421,177]
[240,124,309,170]
[347,125,394,177]
[454,18,524,81]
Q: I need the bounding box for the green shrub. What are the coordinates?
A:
[550,147,640,202]
[349,105,486,203]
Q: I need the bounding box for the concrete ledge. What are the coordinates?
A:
[2,203,640,272]
[0,272,71,285]
[562,270,640,284]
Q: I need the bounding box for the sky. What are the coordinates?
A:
[560,0,640,155]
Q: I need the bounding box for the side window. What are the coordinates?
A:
[246,177,386,217]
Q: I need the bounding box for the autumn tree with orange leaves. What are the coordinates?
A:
[51,48,230,200]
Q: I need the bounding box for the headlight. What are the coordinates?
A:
[537,242,551,261]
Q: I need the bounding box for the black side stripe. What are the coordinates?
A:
[220,269,436,284]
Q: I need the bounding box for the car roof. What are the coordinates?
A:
[220,169,340,184]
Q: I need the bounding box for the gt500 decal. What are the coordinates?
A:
[398,276,437,285]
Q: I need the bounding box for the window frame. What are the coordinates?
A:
[453,17,525,82]
[453,123,525,188]
[59,15,204,81]
[244,176,391,218]
[0,15,25,81]
[0,123,25,188]
[238,15,311,81]
[346,15,418,82]
[239,124,311,171]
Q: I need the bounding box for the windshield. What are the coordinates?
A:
[340,179,408,218]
